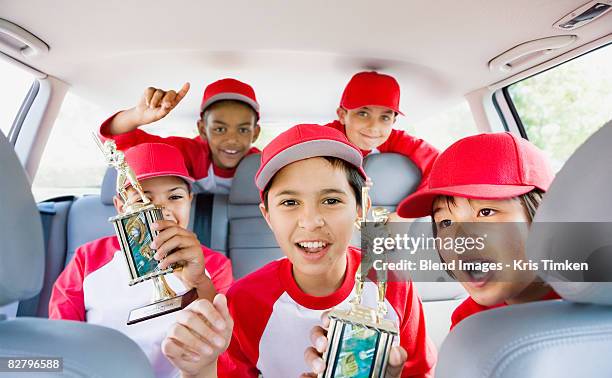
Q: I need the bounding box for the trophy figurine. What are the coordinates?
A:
[320,179,398,378]
[94,136,197,325]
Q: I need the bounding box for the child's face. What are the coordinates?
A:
[337,106,396,151]
[260,157,360,282]
[197,101,260,170]
[114,176,193,228]
[432,196,536,306]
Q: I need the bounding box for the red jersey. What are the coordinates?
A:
[218,247,437,378]
[450,290,562,330]
[99,114,260,194]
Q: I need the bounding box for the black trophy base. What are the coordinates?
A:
[127,288,198,325]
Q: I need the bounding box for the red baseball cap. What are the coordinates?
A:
[340,71,404,115]
[123,143,194,187]
[255,124,367,194]
[200,78,259,116]
[397,132,554,218]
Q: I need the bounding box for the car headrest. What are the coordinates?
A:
[527,120,612,305]
[0,132,45,306]
[364,153,422,207]
[100,167,117,205]
[229,153,261,205]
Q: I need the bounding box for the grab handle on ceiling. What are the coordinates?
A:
[488,35,577,72]
[0,18,49,58]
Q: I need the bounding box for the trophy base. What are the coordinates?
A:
[127,288,198,325]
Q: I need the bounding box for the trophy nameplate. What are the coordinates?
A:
[94,135,197,325]
[127,285,199,325]
[320,180,398,378]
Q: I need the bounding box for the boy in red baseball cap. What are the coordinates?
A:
[397,132,560,330]
[324,71,439,201]
[99,78,261,194]
[161,124,436,378]
[49,142,234,378]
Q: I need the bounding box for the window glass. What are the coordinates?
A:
[0,58,34,137]
[32,92,107,201]
[398,100,478,150]
[507,45,612,170]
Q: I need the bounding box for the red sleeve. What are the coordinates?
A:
[48,237,118,321]
[449,299,470,331]
[98,112,168,150]
[247,146,261,154]
[379,130,440,192]
[98,112,211,181]
[202,247,234,295]
[217,262,285,377]
[48,245,88,321]
[217,337,261,378]
[217,286,267,378]
[393,281,437,378]
[450,297,500,331]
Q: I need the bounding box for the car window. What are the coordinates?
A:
[399,100,479,150]
[506,44,612,171]
[31,92,108,201]
[0,58,35,137]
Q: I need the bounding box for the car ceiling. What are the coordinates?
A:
[1,0,610,126]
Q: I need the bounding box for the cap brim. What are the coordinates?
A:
[397,183,536,218]
[201,93,260,113]
[255,139,365,190]
[343,103,404,116]
[124,172,195,189]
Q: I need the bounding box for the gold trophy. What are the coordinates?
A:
[94,136,197,325]
[320,179,398,378]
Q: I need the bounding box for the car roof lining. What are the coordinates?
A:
[1,0,611,124]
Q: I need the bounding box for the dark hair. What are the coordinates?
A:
[262,156,365,210]
[180,178,193,194]
[200,100,259,124]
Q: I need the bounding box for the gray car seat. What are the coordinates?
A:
[66,168,117,263]
[17,170,118,318]
[0,131,154,377]
[435,121,612,378]
[13,195,76,317]
[227,153,281,278]
[364,152,422,211]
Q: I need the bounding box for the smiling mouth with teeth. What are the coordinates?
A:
[221,149,241,155]
[296,241,329,253]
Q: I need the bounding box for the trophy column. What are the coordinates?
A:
[320,180,398,378]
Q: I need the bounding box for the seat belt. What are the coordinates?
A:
[192,193,214,248]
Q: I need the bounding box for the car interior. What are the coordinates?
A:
[1,0,611,377]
